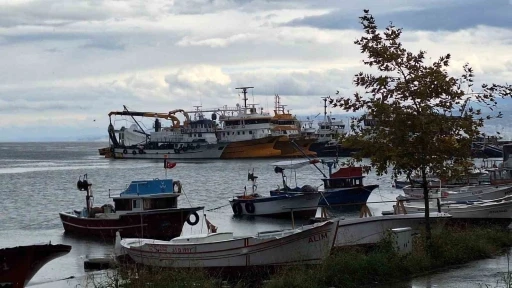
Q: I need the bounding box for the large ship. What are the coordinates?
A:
[191,87,283,159]
[106,107,226,159]
[303,97,358,157]
[270,95,317,158]
[101,87,315,159]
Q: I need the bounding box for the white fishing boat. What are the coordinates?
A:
[229,170,320,218]
[403,184,512,202]
[334,213,451,247]
[119,220,338,268]
[108,107,226,159]
[400,195,512,226]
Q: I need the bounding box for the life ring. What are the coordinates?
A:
[173,181,182,193]
[132,150,137,155]
[232,202,243,215]
[138,148,144,154]
[182,146,188,152]
[196,144,200,149]
[186,212,200,226]
[123,149,128,154]
[245,202,255,214]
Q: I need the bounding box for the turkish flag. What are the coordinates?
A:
[164,159,177,169]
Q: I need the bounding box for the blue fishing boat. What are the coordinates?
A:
[269,159,378,207]
[229,170,320,218]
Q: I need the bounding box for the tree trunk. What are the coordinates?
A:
[421,167,432,252]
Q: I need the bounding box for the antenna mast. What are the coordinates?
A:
[235,86,254,109]
[321,97,328,122]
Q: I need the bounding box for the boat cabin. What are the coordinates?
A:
[113,179,180,212]
[322,167,365,189]
[322,176,365,189]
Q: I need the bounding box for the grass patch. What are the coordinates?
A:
[90,226,512,288]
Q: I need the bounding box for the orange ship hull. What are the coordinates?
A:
[220,136,283,159]
[273,136,317,158]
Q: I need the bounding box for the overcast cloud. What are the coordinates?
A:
[0,0,511,141]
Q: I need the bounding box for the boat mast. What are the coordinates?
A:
[321,97,328,123]
[235,86,254,110]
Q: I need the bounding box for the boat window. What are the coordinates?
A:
[237,131,240,135]
[143,199,153,210]
[114,199,131,211]
[283,130,287,134]
[147,197,177,209]
[249,131,253,134]
[198,133,202,137]
[132,199,141,209]
[242,131,245,135]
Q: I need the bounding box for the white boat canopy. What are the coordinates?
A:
[271,158,320,170]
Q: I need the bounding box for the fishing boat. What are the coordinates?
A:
[305,97,357,157]
[229,170,320,218]
[107,106,226,159]
[270,95,317,158]
[333,213,451,247]
[59,163,204,241]
[215,87,282,159]
[397,195,512,227]
[118,220,338,268]
[269,159,378,207]
[0,243,71,288]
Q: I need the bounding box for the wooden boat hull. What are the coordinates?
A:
[333,213,451,247]
[59,207,203,241]
[273,137,317,158]
[0,244,71,288]
[404,184,512,201]
[270,185,378,207]
[229,193,320,217]
[220,136,282,159]
[121,220,338,268]
[403,196,512,227]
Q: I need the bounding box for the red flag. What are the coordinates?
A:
[164,160,176,169]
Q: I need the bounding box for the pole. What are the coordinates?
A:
[291,209,295,229]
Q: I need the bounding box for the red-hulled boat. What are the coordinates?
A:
[0,243,71,288]
[59,164,204,241]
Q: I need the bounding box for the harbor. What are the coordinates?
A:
[1,141,512,287]
[2,2,512,287]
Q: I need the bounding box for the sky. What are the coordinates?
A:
[0,0,511,141]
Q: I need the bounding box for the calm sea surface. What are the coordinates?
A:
[0,142,507,287]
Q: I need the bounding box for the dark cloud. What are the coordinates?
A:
[287,0,512,31]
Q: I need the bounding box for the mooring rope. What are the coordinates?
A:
[205,203,231,212]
